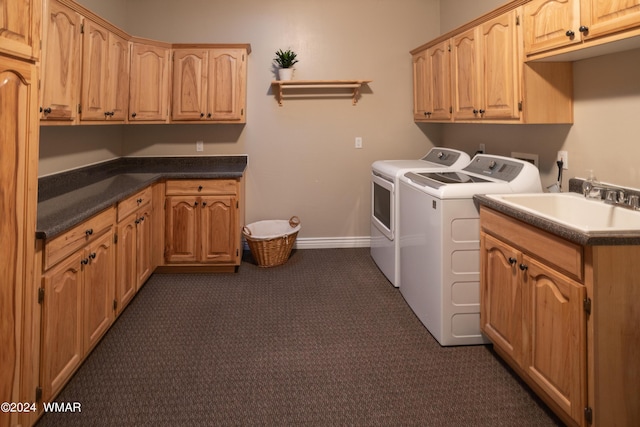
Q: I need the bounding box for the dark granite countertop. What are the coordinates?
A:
[474,188,640,246]
[37,156,247,239]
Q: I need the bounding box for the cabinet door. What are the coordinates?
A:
[41,0,81,121]
[200,196,237,263]
[425,42,451,121]
[452,28,481,120]
[83,231,115,353]
[412,50,429,120]
[41,252,84,403]
[80,19,109,121]
[522,255,586,426]
[0,0,40,60]
[0,56,38,426]
[581,0,640,38]
[136,208,153,287]
[107,32,130,121]
[165,196,198,263]
[129,42,170,121]
[172,49,208,120]
[479,10,521,120]
[116,216,137,315]
[524,0,582,55]
[480,233,523,365]
[207,48,246,121]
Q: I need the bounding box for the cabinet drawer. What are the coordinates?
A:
[117,186,152,222]
[165,179,237,196]
[480,207,583,281]
[44,207,116,271]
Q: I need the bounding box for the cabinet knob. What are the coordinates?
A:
[131,112,137,118]
[508,257,517,265]
[565,30,575,38]
[85,228,94,236]
[200,113,205,118]
[519,263,528,271]
[207,113,212,118]
[43,107,52,114]
[579,25,589,33]
[425,112,432,118]
[473,109,479,115]
[479,109,486,115]
[198,185,203,191]
[81,258,89,265]
[202,201,207,207]
[137,198,143,205]
[194,201,199,207]
[89,252,96,259]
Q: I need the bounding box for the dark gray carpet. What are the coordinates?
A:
[36,248,563,426]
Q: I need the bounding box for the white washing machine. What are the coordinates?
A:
[370,148,471,287]
[398,154,542,346]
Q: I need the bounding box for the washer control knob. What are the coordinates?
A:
[489,160,497,170]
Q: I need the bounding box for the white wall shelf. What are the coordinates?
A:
[271,80,372,106]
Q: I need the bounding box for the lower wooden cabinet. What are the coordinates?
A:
[481,231,586,426]
[480,205,640,427]
[164,179,241,268]
[115,187,153,315]
[41,223,115,403]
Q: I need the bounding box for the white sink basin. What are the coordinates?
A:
[486,192,640,234]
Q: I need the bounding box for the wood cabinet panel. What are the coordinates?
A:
[200,196,236,263]
[0,54,39,427]
[523,256,587,426]
[208,48,246,121]
[117,186,152,222]
[129,40,170,122]
[41,0,81,122]
[44,207,116,271]
[80,19,129,122]
[581,0,640,37]
[452,28,480,120]
[524,0,582,54]
[165,196,199,263]
[41,251,84,402]
[0,0,41,60]
[116,216,137,314]
[481,233,523,365]
[165,179,238,195]
[172,49,207,120]
[82,231,115,352]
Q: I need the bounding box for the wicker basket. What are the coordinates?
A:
[242,216,301,267]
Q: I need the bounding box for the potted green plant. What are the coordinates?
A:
[274,49,298,81]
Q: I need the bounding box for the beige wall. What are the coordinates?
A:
[40,0,442,241]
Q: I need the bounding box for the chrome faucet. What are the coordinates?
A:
[582,180,640,210]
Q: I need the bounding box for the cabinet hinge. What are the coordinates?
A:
[38,288,44,304]
[236,200,239,209]
[516,15,520,26]
[35,386,42,402]
[80,23,84,34]
[447,44,451,52]
[113,299,118,311]
[449,106,453,114]
[78,104,82,114]
[518,101,523,112]
[236,249,239,257]
[114,233,118,244]
[583,297,592,315]
[584,406,593,424]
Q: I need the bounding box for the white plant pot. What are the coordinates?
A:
[278,68,294,81]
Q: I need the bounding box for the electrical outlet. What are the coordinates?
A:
[196,141,204,152]
[355,137,363,149]
[479,143,485,153]
[557,150,568,169]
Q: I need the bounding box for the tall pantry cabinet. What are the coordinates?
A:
[0,0,41,426]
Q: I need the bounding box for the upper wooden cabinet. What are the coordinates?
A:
[413,41,451,121]
[80,19,129,122]
[40,0,82,122]
[171,46,249,123]
[129,39,171,123]
[0,0,41,61]
[524,0,640,58]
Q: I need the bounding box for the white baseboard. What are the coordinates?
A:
[243,236,371,250]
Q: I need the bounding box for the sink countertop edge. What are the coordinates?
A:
[474,193,640,246]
